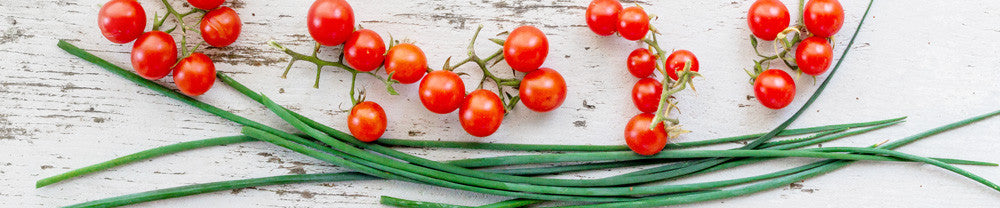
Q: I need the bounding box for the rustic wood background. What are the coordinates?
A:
[3,0,999,207]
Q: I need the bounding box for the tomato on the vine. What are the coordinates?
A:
[344,29,386,72]
[519,68,567,112]
[503,25,548,72]
[624,113,668,156]
[98,0,146,44]
[384,43,428,84]
[419,70,465,114]
[200,6,242,48]
[131,31,178,80]
[803,0,844,38]
[665,50,699,81]
[631,78,662,113]
[459,90,504,137]
[795,36,833,76]
[307,0,355,46]
[627,48,656,78]
[616,6,649,41]
[747,0,790,41]
[347,101,387,142]
[172,53,216,96]
[753,69,795,109]
[187,0,224,10]
[585,0,623,36]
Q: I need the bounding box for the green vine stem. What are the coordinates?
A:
[157,0,203,57]
[446,25,521,112]
[268,40,399,99]
[641,32,701,137]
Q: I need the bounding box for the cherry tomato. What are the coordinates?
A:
[419,70,465,114]
[459,90,504,137]
[627,48,656,78]
[187,0,224,10]
[747,0,790,41]
[585,0,623,36]
[307,0,354,46]
[200,6,242,47]
[98,0,146,44]
[795,36,833,76]
[665,50,699,81]
[172,53,216,96]
[624,113,668,156]
[503,25,548,72]
[753,69,795,109]
[384,43,427,84]
[347,101,387,142]
[344,29,386,72]
[616,6,649,41]
[803,0,844,38]
[131,31,178,80]
[631,78,662,113]
[519,68,567,112]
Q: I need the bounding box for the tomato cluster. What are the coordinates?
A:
[98,0,243,96]
[745,0,843,109]
[585,0,649,41]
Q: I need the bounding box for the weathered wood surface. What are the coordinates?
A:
[2,0,999,207]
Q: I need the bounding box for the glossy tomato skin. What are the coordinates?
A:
[384,43,427,84]
[617,6,649,41]
[307,0,354,46]
[131,31,178,80]
[344,29,386,72]
[627,48,656,78]
[200,7,242,47]
[172,53,216,96]
[631,78,662,113]
[754,69,795,109]
[624,113,668,156]
[347,101,387,142]
[665,50,699,81]
[795,36,833,75]
[519,68,567,112]
[419,70,465,114]
[747,0,790,41]
[803,0,844,38]
[504,26,549,72]
[459,90,505,137]
[98,0,146,44]
[585,0,623,36]
[187,0,224,10]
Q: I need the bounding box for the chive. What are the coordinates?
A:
[379,197,544,208]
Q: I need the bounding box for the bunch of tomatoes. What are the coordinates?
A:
[97,0,242,96]
[746,0,844,109]
[586,0,701,155]
[300,0,567,142]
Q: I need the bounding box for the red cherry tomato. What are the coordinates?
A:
[172,53,216,96]
[200,7,242,47]
[419,70,465,114]
[459,90,504,137]
[747,0,790,41]
[187,0,224,10]
[803,0,844,38]
[307,0,354,46]
[131,31,178,80]
[519,68,567,112]
[617,6,649,41]
[754,69,795,109]
[795,36,833,76]
[627,48,656,78]
[624,113,668,155]
[585,0,623,36]
[665,50,699,81]
[98,0,146,44]
[503,26,549,72]
[631,78,662,113]
[344,29,386,72]
[384,43,427,84]
[347,101,387,142]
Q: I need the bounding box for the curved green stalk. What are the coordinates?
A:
[380,197,544,208]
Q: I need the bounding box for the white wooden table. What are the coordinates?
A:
[3,0,999,207]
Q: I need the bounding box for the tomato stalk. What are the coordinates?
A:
[640,32,700,138]
[267,40,399,99]
[446,25,523,112]
[158,0,204,58]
